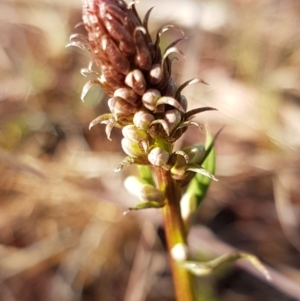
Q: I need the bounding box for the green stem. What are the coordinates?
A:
[155,167,196,301]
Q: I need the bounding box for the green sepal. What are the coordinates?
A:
[115,156,148,172]
[176,251,271,280]
[123,200,165,215]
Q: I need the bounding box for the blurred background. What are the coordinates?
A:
[1,0,300,300]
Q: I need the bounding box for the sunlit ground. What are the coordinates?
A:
[1,0,300,300]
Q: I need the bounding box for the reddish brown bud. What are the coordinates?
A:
[108,96,140,115]
[125,69,146,95]
[77,0,215,168]
[114,87,139,105]
[134,28,152,70]
[133,110,155,130]
[102,16,135,54]
[100,35,130,74]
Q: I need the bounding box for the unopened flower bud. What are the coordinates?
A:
[148,147,169,166]
[100,35,130,75]
[125,69,146,95]
[108,97,140,115]
[183,144,205,164]
[142,89,161,111]
[164,109,182,133]
[101,65,125,96]
[133,110,155,130]
[149,109,182,137]
[104,19,133,49]
[140,185,165,203]
[121,138,145,158]
[171,144,206,177]
[149,64,163,84]
[114,88,139,105]
[124,176,165,203]
[134,28,152,70]
[122,125,149,142]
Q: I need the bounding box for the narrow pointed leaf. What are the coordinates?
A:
[187,165,218,181]
[177,251,271,280]
[155,24,184,49]
[181,130,220,228]
[114,156,136,172]
[115,157,148,172]
[65,41,91,52]
[142,7,155,32]
[81,80,100,102]
[165,37,189,52]
[176,120,200,130]
[162,47,186,67]
[156,96,184,112]
[185,107,217,119]
[176,78,208,99]
[124,200,165,214]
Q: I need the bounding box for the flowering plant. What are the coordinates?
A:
[68,1,269,300]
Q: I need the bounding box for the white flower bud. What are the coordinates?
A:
[148,147,169,166]
[121,138,145,158]
[164,109,182,133]
[124,176,165,203]
[125,69,146,95]
[114,87,138,104]
[133,111,155,130]
[122,125,148,142]
[149,64,163,84]
[142,89,161,111]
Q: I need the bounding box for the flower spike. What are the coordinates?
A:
[74,2,224,300]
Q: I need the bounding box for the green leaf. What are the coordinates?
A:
[177,251,271,280]
[181,129,222,228]
[138,165,155,186]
